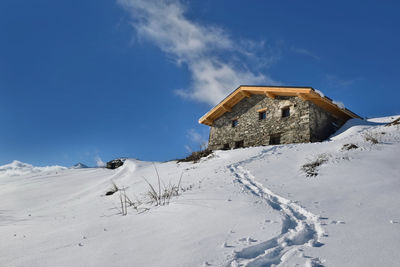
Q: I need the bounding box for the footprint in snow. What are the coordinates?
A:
[221,241,234,248]
[330,220,345,224]
[238,237,258,245]
[246,237,257,243]
[305,257,324,267]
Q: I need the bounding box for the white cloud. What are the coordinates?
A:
[95,156,105,167]
[184,144,192,153]
[186,128,208,150]
[187,128,206,144]
[117,0,277,106]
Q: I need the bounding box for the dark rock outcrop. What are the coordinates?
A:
[106,159,125,169]
[72,163,89,169]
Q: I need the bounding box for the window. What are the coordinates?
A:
[232,119,238,127]
[223,143,230,150]
[234,140,244,149]
[281,107,290,118]
[269,134,281,145]
[259,111,266,120]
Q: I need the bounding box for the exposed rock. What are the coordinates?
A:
[105,190,116,196]
[385,117,400,126]
[342,144,358,150]
[72,163,89,169]
[301,154,329,177]
[177,149,213,163]
[106,159,125,169]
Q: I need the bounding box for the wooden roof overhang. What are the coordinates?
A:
[199,85,361,126]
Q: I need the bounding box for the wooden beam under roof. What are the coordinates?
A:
[221,104,232,112]
[203,118,213,126]
[297,93,311,101]
[240,90,251,97]
[265,92,276,99]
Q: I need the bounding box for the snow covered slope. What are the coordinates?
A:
[1,115,399,267]
[0,160,66,178]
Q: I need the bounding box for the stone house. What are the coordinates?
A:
[199,86,360,150]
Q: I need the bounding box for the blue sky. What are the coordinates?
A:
[1,0,399,167]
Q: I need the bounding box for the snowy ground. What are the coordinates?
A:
[1,115,399,266]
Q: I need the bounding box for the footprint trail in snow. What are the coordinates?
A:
[228,161,325,266]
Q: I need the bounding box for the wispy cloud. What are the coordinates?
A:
[185,128,208,151]
[117,0,277,105]
[325,74,361,89]
[184,144,192,153]
[187,128,207,145]
[95,156,105,167]
[290,46,320,60]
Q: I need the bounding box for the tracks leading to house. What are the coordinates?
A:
[227,157,325,266]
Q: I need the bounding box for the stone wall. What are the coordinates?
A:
[208,95,312,150]
[309,102,346,142]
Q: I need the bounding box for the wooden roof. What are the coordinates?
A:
[199,85,361,126]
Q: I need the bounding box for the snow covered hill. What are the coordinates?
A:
[0,160,66,178]
[1,115,399,267]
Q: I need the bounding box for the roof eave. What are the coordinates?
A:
[199,85,361,125]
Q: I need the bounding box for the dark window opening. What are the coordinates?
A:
[232,119,238,127]
[234,140,244,149]
[275,96,290,100]
[269,134,281,145]
[223,143,230,150]
[281,107,290,118]
[259,111,266,120]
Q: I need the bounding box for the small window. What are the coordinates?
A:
[259,111,266,120]
[234,140,244,149]
[223,143,230,150]
[281,107,290,118]
[269,134,281,145]
[232,119,238,128]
